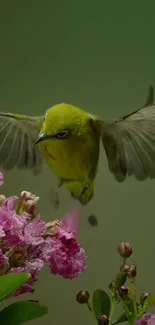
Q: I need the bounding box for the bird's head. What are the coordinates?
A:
[35,103,91,144]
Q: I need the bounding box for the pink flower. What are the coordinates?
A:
[0,225,5,238]
[23,216,46,246]
[0,249,9,269]
[0,208,27,248]
[135,314,155,325]
[43,207,87,279]
[10,259,44,296]
[61,207,80,237]
[4,196,18,211]
[0,207,26,233]
[0,172,4,186]
[0,171,87,296]
[43,236,86,279]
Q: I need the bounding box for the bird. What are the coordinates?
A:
[0,84,155,205]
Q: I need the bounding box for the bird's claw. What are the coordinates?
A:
[70,184,92,205]
[58,178,63,188]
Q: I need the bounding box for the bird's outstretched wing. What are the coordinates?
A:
[0,112,44,174]
[95,84,155,182]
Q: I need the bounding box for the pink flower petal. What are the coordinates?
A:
[135,314,155,325]
[61,206,80,235]
[0,172,4,186]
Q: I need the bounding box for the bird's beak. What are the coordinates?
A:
[34,130,51,145]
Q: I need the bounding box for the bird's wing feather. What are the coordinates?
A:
[96,85,155,182]
[0,112,44,174]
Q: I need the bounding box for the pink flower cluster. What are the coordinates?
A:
[0,172,87,296]
[135,314,155,325]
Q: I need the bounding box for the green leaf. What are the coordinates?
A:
[0,273,31,302]
[120,296,135,325]
[112,312,127,324]
[115,272,127,289]
[0,301,49,325]
[138,295,155,317]
[112,273,127,305]
[92,289,111,318]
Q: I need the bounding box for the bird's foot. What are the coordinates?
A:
[58,178,63,188]
[70,185,94,206]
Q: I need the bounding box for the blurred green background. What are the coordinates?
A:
[1,1,155,324]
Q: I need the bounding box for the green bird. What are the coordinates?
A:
[0,85,155,205]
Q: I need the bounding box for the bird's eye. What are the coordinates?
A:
[56,130,69,138]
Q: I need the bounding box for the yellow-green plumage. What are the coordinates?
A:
[1,85,155,205]
[39,104,100,204]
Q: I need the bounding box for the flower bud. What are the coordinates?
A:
[9,248,27,267]
[127,264,137,278]
[21,191,39,202]
[109,281,115,292]
[34,196,39,203]
[118,285,129,296]
[97,315,109,325]
[21,191,32,199]
[140,292,151,305]
[120,264,130,274]
[0,195,6,206]
[44,220,60,237]
[24,199,38,217]
[117,242,133,258]
[76,290,89,304]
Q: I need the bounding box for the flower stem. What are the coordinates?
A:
[16,198,24,215]
[109,295,116,325]
[131,278,137,319]
[121,300,133,325]
[86,302,96,320]
[5,248,14,258]
[122,257,126,266]
[0,265,11,275]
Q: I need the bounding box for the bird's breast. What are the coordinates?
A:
[39,135,100,181]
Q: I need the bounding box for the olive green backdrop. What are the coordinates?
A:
[0,1,155,324]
